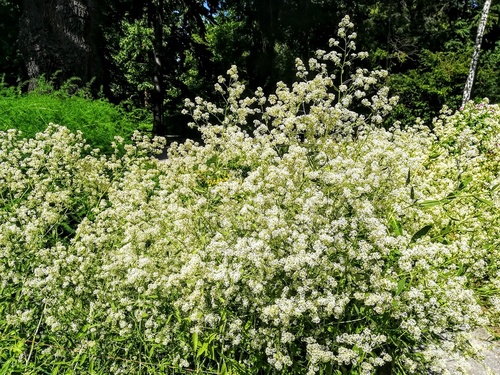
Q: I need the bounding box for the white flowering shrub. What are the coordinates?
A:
[1,16,499,375]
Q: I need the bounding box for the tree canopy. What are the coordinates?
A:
[2,0,499,134]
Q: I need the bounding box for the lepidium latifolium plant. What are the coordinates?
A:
[1,15,499,375]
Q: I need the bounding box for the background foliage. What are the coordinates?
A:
[0,0,498,135]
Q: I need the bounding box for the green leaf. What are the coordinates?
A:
[192,331,198,350]
[406,169,411,186]
[389,248,401,262]
[353,303,365,315]
[439,223,452,237]
[429,151,441,159]
[197,342,209,358]
[411,225,433,242]
[458,175,472,191]
[79,353,87,365]
[396,278,406,296]
[148,345,156,358]
[244,320,252,331]
[410,186,415,201]
[388,216,403,236]
[60,221,75,234]
[0,359,13,375]
[174,309,182,322]
[418,200,442,208]
[220,361,227,375]
[445,192,457,200]
[474,195,494,206]
[206,155,218,167]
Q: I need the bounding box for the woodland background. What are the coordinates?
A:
[1,0,499,137]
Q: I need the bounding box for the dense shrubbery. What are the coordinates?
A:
[0,76,152,155]
[1,17,499,374]
[385,44,500,126]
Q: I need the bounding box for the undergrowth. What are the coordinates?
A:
[0,75,151,155]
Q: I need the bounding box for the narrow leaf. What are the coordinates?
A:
[458,175,472,190]
[220,361,227,375]
[197,342,209,358]
[60,221,75,234]
[474,195,494,206]
[411,225,433,242]
[418,200,442,208]
[445,192,456,200]
[0,359,13,375]
[389,217,403,236]
[79,353,87,365]
[440,224,452,236]
[396,278,406,296]
[174,309,182,322]
[192,331,198,350]
[244,320,252,331]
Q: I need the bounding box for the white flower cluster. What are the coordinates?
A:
[1,16,499,375]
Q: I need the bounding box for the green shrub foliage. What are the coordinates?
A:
[0,76,151,155]
[1,17,499,374]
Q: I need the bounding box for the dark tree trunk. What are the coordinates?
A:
[246,0,281,90]
[19,0,102,91]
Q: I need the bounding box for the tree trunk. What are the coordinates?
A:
[247,0,281,90]
[462,0,492,107]
[19,0,102,91]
